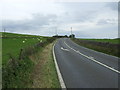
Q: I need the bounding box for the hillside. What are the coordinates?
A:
[2,32,47,65]
[2,32,60,88]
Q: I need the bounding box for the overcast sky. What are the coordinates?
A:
[1,0,119,38]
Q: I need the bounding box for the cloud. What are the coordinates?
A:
[57,2,117,26]
[2,14,57,32]
[96,19,117,25]
[105,2,118,11]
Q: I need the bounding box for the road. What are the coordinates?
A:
[54,38,119,88]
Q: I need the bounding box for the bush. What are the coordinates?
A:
[2,57,34,88]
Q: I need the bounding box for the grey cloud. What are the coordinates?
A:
[58,2,105,24]
[57,10,96,25]
[97,19,109,25]
[2,14,57,32]
[97,19,117,25]
[76,25,118,39]
[105,2,118,11]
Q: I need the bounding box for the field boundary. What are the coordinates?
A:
[71,38,120,58]
[73,40,119,59]
[52,41,66,89]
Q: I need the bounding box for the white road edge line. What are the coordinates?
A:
[53,42,67,89]
[64,41,120,74]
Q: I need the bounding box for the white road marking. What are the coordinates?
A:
[89,56,94,59]
[53,42,66,89]
[64,41,120,74]
[61,47,69,51]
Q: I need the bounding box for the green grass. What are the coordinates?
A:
[30,43,60,88]
[2,32,49,88]
[2,32,59,88]
[2,32,47,65]
[79,38,120,44]
[0,32,2,67]
[2,32,43,38]
[2,57,34,88]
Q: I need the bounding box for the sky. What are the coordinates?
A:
[1,0,119,38]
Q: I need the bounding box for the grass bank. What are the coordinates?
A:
[29,42,60,88]
[2,32,58,88]
[0,32,2,89]
[72,38,120,58]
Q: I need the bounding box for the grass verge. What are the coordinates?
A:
[29,42,60,88]
[0,33,1,67]
[72,38,120,58]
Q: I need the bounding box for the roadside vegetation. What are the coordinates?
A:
[29,43,60,88]
[72,38,120,58]
[0,32,2,67]
[0,32,2,89]
[79,38,119,44]
[2,32,60,88]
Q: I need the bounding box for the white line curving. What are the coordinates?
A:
[64,41,120,74]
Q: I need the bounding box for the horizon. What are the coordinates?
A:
[1,31,119,39]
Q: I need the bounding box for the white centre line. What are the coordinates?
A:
[64,41,120,74]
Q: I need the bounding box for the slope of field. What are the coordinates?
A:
[2,32,60,88]
[2,32,42,38]
[2,32,47,65]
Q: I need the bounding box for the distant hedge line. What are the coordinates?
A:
[2,37,56,88]
[72,38,120,58]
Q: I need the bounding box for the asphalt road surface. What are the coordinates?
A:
[54,38,119,88]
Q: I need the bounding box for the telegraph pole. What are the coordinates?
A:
[4,28,6,32]
[55,27,58,36]
[56,27,57,35]
[71,27,72,35]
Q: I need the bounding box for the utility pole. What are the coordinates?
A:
[4,28,6,32]
[71,27,72,35]
[56,27,57,35]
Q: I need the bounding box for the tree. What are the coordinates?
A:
[69,34,75,38]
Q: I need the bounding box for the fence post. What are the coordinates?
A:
[19,48,23,60]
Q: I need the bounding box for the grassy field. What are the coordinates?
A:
[2,33,47,65]
[2,32,60,88]
[79,38,120,44]
[2,32,42,38]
